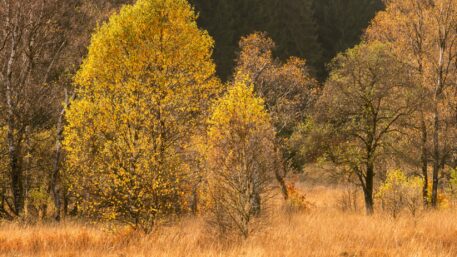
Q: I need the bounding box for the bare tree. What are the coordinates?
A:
[0,0,63,216]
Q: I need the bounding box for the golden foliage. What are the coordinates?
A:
[235,32,318,137]
[64,0,220,231]
[376,169,423,217]
[206,78,276,238]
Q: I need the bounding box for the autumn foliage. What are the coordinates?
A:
[64,0,219,231]
[1,0,457,254]
[206,77,276,238]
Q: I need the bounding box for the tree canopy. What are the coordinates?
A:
[64,0,220,230]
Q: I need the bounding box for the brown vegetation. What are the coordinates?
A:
[1,185,457,257]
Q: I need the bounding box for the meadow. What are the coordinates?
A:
[1,185,457,257]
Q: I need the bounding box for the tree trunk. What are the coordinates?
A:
[364,162,374,215]
[9,144,23,216]
[6,81,24,216]
[49,90,70,221]
[431,101,440,208]
[250,163,261,216]
[274,145,288,200]
[431,40,445,208]
[250,190,261,217]
[5,22,23,216]
[50,120,63,221]
[23,126,32,219]
[63,186,69,217]
[275,170,288,200]
[420,114,429,207]
[190,186,198,214]
[363,188,374,215]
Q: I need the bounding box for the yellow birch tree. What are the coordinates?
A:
[206,77,276,238]
[63,0,220,231]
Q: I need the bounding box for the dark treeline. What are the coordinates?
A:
[190,0,384,80]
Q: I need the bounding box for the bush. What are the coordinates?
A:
[285,183,312,213]
[336,184,360,213]
[376,170,423,217]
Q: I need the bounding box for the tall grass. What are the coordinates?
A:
[1,186,457,257]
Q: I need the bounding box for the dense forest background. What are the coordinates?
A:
[190,0,384,80]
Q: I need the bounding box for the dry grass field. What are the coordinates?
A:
[1,186,457,257]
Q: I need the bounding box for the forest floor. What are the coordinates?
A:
[1,185,457,257]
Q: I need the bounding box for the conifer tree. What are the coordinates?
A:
[259,0,323,75]
[314,0,384,69]
[191,0,324,79]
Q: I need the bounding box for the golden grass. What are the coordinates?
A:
[1,186,457,257]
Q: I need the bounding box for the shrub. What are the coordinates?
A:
[376,169,423,217]
[285,183,312,213]
[336,184,360,213]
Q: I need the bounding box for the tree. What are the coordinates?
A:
[234,32,318,198]
[206,77,275,238]
[0,0,78,218]
[64,0,220,231]
[0,0,131,222]
[366,0,457,208]
[316,42,415,215]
